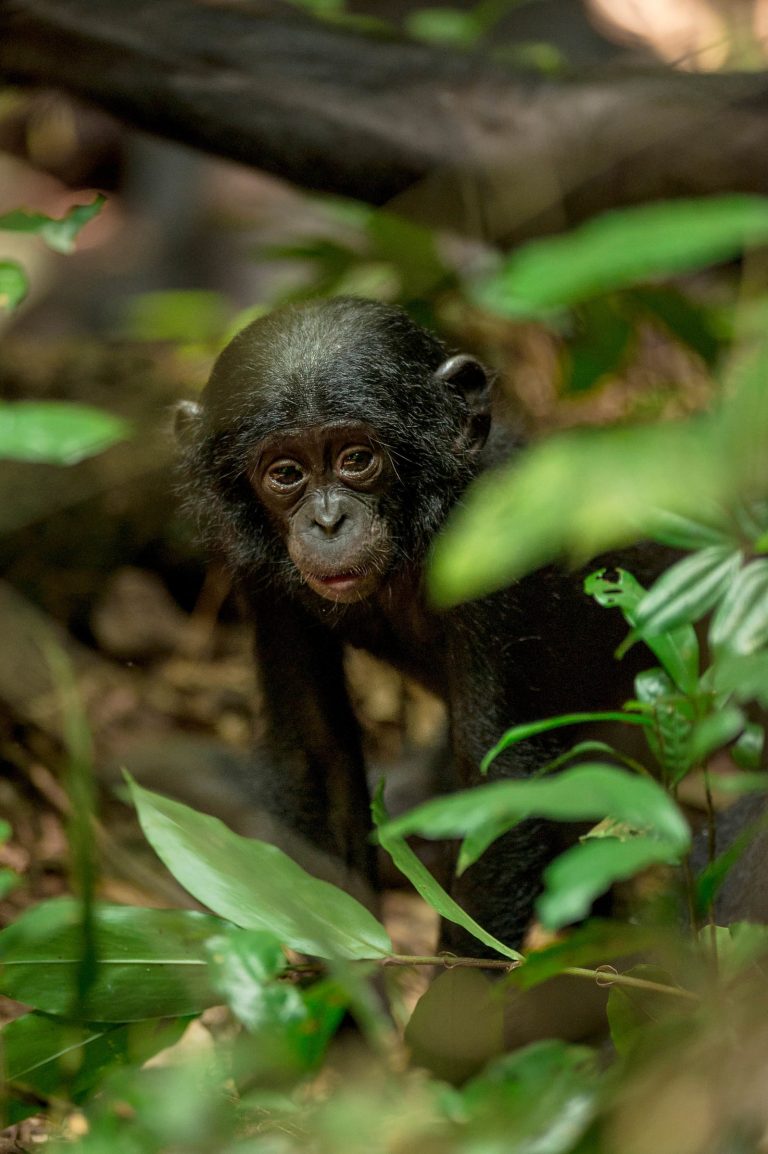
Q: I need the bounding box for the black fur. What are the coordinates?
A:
[178,296,654,951]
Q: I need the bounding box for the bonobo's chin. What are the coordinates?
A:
[304,569,380,604]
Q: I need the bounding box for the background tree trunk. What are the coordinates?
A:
[2,0,768,242]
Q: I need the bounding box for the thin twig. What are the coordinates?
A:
[291,953,699,1002]
[383,953,521,972]
[563,966,699,1001]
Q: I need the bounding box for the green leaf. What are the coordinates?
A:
[205,926,300,1032]
[630,285,722,367]
[0,900,223,1020]
[607,964,686,1055]
[712,652,768,709]
[122,290,229,345]
[646,510,731,551]
[718,922,768,979]
[695,837,752,917]
[704,770,768,795]
[537,836,684,930]
[430,419,724,607]
[710,559,768,656]
[381,764,690,855]
[634,546,743,636]
[719,336,768,498]
[481,711,650,774]
[688,706,745,765]
[2,1013,185,1115]
[0,260,28,310]
[562,298,634,393]
[0,401,130,464]
[0,195,105,253]
[634,668,694,784]
[732,723,765,770]
[460,1040,599,1153]
[366,211,446,297]
[405,8,482,45]
[585,568,699,694]
[129,777,392,960]
[206,927,346,1071]
[371,785,521,961]
[471,196,768,317]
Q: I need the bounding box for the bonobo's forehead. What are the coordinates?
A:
[203,297,447,437]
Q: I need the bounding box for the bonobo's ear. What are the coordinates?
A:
[434,354,491,451]
[174,399,203,446]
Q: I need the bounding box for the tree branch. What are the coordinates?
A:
[2,0,768,242]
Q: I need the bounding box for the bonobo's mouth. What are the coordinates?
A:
[305,568,378,603]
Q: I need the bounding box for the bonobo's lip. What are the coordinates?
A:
[306,569,376,603]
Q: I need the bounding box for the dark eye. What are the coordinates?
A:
[337,446,378,480]
[265,459,305,492]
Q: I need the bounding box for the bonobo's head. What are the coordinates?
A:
[177,297,491,604]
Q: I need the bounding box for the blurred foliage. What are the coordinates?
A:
[0,195,104,310]
[287,0,537,53]
[0,194,131,465]
[7,144,768,1149]
[0,400,130,465]
[431,196,768,603]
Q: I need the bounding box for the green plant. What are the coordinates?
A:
[0,195,130,465]
[6,192,768,1150]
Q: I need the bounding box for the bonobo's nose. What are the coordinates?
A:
[312,492,347,535]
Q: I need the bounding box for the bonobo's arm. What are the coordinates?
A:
[242,581,376,898]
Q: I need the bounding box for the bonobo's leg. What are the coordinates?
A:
[441,579,640,953]
[242,581,376,901]
[442,673,565,950]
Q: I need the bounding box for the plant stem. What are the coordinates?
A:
[383,953,520,971]
[562,966,699,1001]
[703,771,719,973]
[291,954,701,1003]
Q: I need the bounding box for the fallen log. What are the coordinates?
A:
[2,0,768,241]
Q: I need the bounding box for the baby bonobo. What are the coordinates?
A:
[177,296,649,953]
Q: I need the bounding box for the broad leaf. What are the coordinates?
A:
[712,652,768,709]
[607,964,688,1055]
[537,836,684,930]
[710,559,768,656]
[471,196,768,316]
[634,546,743,635]
[430,420,723,607]
[563,297,634,393]
[718,923,768,980]
[688,706,745,765]
[380,764,690,857]
[2,1013,185,1120]
[206,926,346,1070]
[460,1040,600,1153]
[0,401,130,464]
[646,509,731,550]
[0,899,222,1020]
[630,285,722,367]
[634,668,694,784]
[371,785,522,961]
[129,778,392,960]
[732,723,765,770]
[585,568,699,694]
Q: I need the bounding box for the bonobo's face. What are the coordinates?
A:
[177,299,493,606]
[251,420,392,604]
